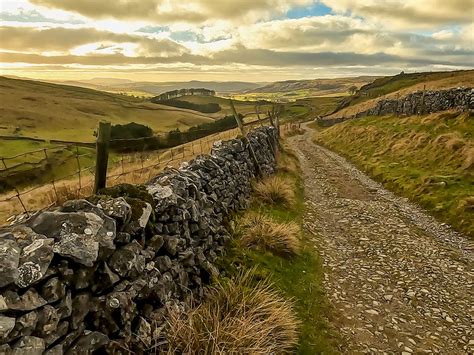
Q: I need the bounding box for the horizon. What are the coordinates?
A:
[0,1,473,81]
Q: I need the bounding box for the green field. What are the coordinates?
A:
[0,139,57,167]
[314,111,474,238]
[0,139,98,193]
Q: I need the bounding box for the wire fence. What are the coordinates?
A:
[0,120,300,224]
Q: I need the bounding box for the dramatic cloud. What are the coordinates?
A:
[28,0,312,23]
[2,45,467,67]
[0,26,187,56]
[322,0,472,28]
[0,0,472,80]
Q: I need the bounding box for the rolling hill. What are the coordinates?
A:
[249,76,379,95]
[0,76,224,142]
[54,78,266,96]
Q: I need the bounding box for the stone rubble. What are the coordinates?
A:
[0,127,278,353]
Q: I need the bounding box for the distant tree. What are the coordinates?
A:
[348,85,358,95]
[150,88,216,102]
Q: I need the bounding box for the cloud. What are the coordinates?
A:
[1,0,472,80]
[0,26,186,56]
[232,15,473,62]
[28,0,312,24]
[2,45,469,68]
[321,0,472,28]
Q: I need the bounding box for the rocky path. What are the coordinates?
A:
[288,125,473,354]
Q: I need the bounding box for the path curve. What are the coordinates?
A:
[288,124,473,354]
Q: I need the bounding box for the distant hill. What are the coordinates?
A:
[0,76,222,142]
[56,79,266,96]
[249,76,379,95]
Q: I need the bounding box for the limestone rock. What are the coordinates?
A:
[71,294,90,330]
[4,289,47,311]
[35,305,59,337]
[56,291,72,319]
[0,315,15,339]
[164,235,179,256]
[109,240,145,278]
[17,237,54,288]
[148,235,164,252]
[0,234,20,287]
[27,210,116,266]
[44,321,68,347]
[41,277,66,304]
[12,336,45,354]
[96,197,132,227]
[67,331,109,354]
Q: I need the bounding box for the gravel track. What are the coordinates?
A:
[288,125,473,354]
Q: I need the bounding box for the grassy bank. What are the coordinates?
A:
[314,111,474,238]
[218,149,339,354]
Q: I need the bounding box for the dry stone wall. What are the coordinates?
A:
[320,87,473,126]
[0,127,278,354]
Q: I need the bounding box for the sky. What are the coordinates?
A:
[0,0,473,82]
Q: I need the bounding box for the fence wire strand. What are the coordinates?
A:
[0,121,286,223]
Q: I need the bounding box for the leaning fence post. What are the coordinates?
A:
[15,188,29,217]
[94,121,111,194]
[230,99,263,178]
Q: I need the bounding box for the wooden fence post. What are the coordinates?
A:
[94,121,111,193]
[229,99,245,135]
[230,99,263,178]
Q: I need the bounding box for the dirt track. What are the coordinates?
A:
[288,125,473,354]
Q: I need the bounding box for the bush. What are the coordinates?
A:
[237,213,301,256]
[166,270,299,354]
[252,176,296,207]
[110,122,153,140]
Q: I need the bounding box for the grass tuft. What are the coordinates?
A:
[252,175,296,207]
[166,269,300,354]
[237,212,301,256]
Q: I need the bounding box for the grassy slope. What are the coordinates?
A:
[314,111,474,238]
[296,96,345,117]
[329,70,474,118]
[279,97,344,123]
[220,151,340,353]
[0,76,217,142]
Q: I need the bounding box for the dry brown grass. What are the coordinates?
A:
[461,146,474,170]
[237,213,301,256]
[252,176,296,207]
[458,196,474,212]
[432,132,466,151]
[166,270,300,354]
[277,148,300,175]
